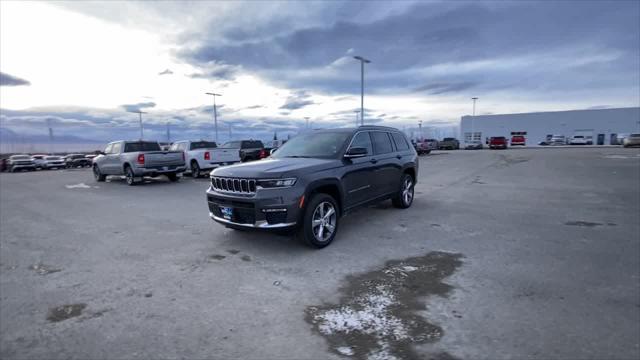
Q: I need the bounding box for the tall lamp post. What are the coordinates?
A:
[132,110,147,139]
[354,55,371,126]
[304,117,310,130]
[418,120,423,141]
[471,97,478,144]
[354,110,361,127]
[205,92,222,142]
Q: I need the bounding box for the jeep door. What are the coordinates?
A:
[104,142,123,174]
[370,131,401,196]
[342,131,376,208]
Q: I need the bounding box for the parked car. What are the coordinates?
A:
[92,140,186,185]
[221,140,264,162]
[206,126,418,248]
[31,155,48,169]
[465,141,483,150]
[85,154,97,160]
[7,155,36,172]
[265,139,287,156]
[65,154,92,168]
[623,133,640,147]
[414,139,433,155]
[43,156,66,169]
[511,135,526,146]
[489,136,508,149]
[170,140,241,178]
[1,158,7,172]
[569,135,589,145]
[549,135,566,146]
[439,137,460,150]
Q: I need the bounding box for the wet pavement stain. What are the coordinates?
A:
[227,249,240,255]
[565,221,603,227]
[306,251,463,360]
[29,264,62,275]
[240,255,252,262]
[47,303,87,322]
[208,254,226,261]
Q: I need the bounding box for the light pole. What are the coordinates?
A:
[418,120,423,141]
[205,92,222,142]
[471,97,478,144]
[131,110,147,139]
[354,55,371,126]
[305,117,310,130]
[354,110,361,127]
[166,121,171,142]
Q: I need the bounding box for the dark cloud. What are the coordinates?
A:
[122,102,157,112]
[413,82,477,95]
[0,72,31,86]
[245,105,265,110]
[179,2,639,95]
[279,90,315,110]
[187,63,238,81]
[158,69,174,75]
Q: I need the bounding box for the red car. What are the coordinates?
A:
[489,136,508,149]
[511,135,526,146]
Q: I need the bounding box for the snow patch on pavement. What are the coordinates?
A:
[65,183,91,189]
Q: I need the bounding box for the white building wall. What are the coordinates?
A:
[460,107,640,146]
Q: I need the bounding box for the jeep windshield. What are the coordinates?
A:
[271,131,351,159]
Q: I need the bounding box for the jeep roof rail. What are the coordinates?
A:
[357,125,400,131]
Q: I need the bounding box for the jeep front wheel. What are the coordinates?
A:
[298,193,339,248]
[392,173,414,209]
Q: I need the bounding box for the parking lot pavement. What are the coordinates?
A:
[1,148,639,359]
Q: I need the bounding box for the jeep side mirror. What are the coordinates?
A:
[270,148,277,155]
[344,147,368,158]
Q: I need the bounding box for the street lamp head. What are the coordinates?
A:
[353,56,371,63]
[206,92,222,96]
[471,97,478,100]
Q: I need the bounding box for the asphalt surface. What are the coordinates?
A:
[1,148,639,360]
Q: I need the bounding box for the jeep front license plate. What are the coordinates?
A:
[220,206,233,220]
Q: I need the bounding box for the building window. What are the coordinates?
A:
[464,132,482,142]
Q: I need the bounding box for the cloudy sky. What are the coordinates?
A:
[1,0,638,144]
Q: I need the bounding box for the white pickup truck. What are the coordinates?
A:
[170,140,240,178]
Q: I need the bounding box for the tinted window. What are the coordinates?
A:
[391,132,410,151]
[123,142,160,152]
[111,143,122,153]
[271,132,351,159]
[241,140,263,148]
[349,132,373,155]
[371,132,393,154]
[443,137,456,141]
[190,141,217,150]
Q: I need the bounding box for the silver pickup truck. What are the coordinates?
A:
[92,140,186,185]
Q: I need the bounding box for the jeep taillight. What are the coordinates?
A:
[204,151,210,160]
[137,154,145,164]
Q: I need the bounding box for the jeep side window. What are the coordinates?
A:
[349,132,373,155]
[111,142,122,153]
[391,132,409,151]
[104,144,113,154]
[371,131,393,154]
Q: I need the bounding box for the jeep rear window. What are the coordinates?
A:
[391,132,410,151]
[190,141,217,150]
[124,142,161,152]
[371,132,394,154]
[271,132,351,159]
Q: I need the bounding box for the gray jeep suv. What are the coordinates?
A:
[206,126,419,248]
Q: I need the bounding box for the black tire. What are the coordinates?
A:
[297,193,339,248]
[392,173,415,209]
[125,166,137,186]
[93,165,106,182]
[191,161,201,178]
[167,173,179,182]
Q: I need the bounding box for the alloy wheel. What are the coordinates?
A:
[402,177,414,205]
[311,201,336,243]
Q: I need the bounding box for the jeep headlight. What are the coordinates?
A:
[256,178,297,188]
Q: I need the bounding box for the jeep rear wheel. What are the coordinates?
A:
[298,193,339,248]
[392,173,414,209]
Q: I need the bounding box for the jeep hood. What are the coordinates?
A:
[211,158,340,178]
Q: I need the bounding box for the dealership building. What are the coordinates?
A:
[460,107,640,146]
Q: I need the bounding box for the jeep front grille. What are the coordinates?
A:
[211,177,256,194]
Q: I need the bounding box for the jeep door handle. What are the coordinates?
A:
[370,158,378,164]
[396,155,402,159]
